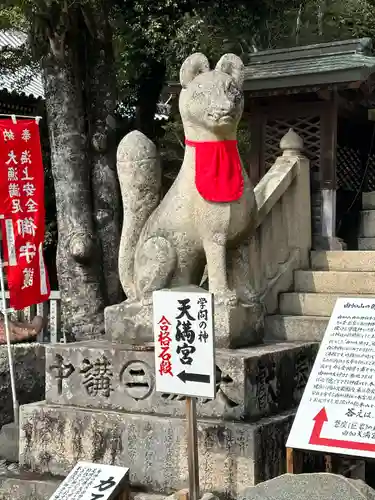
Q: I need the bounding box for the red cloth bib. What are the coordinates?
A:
[185,139,244,202]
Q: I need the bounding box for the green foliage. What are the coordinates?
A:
[257,0,375,49]
[324,0,375,40]
[3,0,375,93]
[0,4,26,30]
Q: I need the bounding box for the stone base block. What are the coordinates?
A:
[0,343,45,428]
[0,476,60,500]
[19,402,295,498]
[105,302,153,345]
[213,301,264,348]
[45,340,318,421]
[0,475,166,500]
[105,299,264,348]
[0,423,19,462]
[241,473,375,500]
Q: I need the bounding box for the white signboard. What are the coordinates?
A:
[49,461,129,500]
[287,297,375,458]
[153,286,215,399]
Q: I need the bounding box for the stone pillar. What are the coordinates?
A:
[315,91,344,250]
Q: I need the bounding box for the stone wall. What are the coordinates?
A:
[0,343,45,428]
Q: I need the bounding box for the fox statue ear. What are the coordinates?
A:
[215,53,245,88]
[180,53,210,88]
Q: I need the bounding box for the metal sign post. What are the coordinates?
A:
[153,286,216,500]
[186,397,199,500]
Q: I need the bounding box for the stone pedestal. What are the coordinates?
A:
[105,300,264,348]
[20,402,295,496]
[17,340,319,499]
[105,302,154,345]
[42,341,317,421]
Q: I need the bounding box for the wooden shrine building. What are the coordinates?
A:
[243,38,375,250]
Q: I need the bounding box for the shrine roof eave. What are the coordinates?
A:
[0,30,45,100]
[242,67,374,93]
[166,67,374,97]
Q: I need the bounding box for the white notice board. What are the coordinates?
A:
[153,286,215,399]
[287,297,375,458]
[49,461,129,500]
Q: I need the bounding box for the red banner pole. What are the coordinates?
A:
[0,116,50,311]
[0,215,18,425]
[0,114,47,426]
[0,114,42,121]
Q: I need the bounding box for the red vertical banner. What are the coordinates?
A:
[0,118,50,310]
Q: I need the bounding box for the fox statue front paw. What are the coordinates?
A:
[214,289,238,307]
[236,285,261,306]
[141,296,153,307]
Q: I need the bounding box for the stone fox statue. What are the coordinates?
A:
[111,53,261,344]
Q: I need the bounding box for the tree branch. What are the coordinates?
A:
[295,2,304,45]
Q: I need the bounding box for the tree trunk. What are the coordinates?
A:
[317,0,326,38]
[85,4,123,305]
[43,44,105,340]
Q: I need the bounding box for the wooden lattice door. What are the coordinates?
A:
[336,145,362,191]
[252,101,326,238]
[264,115,320,180]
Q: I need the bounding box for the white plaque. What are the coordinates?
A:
[5,219,16,266]
[39,241,48,295]
[153,286,215,399]
[287,297,375,458]
[48,461,129,500]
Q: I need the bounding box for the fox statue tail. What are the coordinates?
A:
[117,130,161,300]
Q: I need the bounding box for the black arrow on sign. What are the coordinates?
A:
[177,371,210,384]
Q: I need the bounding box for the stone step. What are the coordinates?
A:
[265,315,328,342]
[294,270,375,294]
[0,475,166,500]
[45,340,318,423]
[311,251,375,271]
[358,237,375,250]
[279,292,375,317]
[19,402,296,498]
[359,210,375,237]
